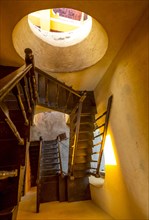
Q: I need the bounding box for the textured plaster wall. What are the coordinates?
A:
[30,111,69,173]
[92,10,149,219]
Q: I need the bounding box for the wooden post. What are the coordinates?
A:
[24,48,38,125]
[20,77,32,113]
[12,84,29,126]
[69,92,86,178]
[24,48,38,102]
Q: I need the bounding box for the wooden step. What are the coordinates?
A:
[67,176,91,201]
[74,156,90,164]
[79,124,94,132]
[39,175,59,203]
[41,169,61,176]
[74,163,90,170]
[73,170,89,177]
[0,205,18,219]
[41,165,60,171]
[44,140,58,145]
[41,160,59,166]
[42,149,58,154]
[42,149,59,153]
[41,156,59,161]
[77,143,92,149]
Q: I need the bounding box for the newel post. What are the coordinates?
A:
[24,48,34,66]
[24,48,38,125]
[24,48,37,100]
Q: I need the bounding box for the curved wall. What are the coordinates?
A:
[12,16,108,73]
[93,10,149,219]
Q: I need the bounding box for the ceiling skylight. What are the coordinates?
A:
[28,8,92,47]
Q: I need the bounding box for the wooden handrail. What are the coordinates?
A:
[70,93,86,178]
[0,169,18,180]
[70,92,86,117]
[95,111,107,122]
[35,67,81,98]
[0,206,17,216]
[0,64,32,102]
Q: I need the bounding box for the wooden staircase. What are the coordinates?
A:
[69,92,96,179]
[36,138,67,212]
[36,67,81,114]
[0,48,113,218]
[0,56,37,219]
[34,68,97,203]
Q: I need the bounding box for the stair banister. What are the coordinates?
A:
[35,67,81,98]
[0,65,32,102]
[0,49,38,145]
[0,169,18,180]
[70,92,86,179]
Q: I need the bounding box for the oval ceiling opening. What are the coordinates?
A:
[13,7,108,73]
[28,8,92,47]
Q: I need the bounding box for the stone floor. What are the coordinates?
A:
[17,187,113,220]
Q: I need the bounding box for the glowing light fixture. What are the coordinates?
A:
[104,135,117,165]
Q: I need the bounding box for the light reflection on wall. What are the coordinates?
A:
[104,135,117,165]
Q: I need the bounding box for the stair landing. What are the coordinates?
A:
[17,187,113,220]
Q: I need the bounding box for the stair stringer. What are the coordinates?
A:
[67,91,97,202]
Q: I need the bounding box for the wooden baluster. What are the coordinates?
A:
[64,91,71,112]
[17,84,29,126]
[31,72,38,101]
[12,85,29,126]
[45,78,48,104]
[26,71,35,106]
[56,84,59,107]
[20,77,32,113]
[26,71,36,125]
[0,102,24,145]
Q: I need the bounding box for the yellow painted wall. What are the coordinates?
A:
[50,19,78,32]
[92,10,149,219]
